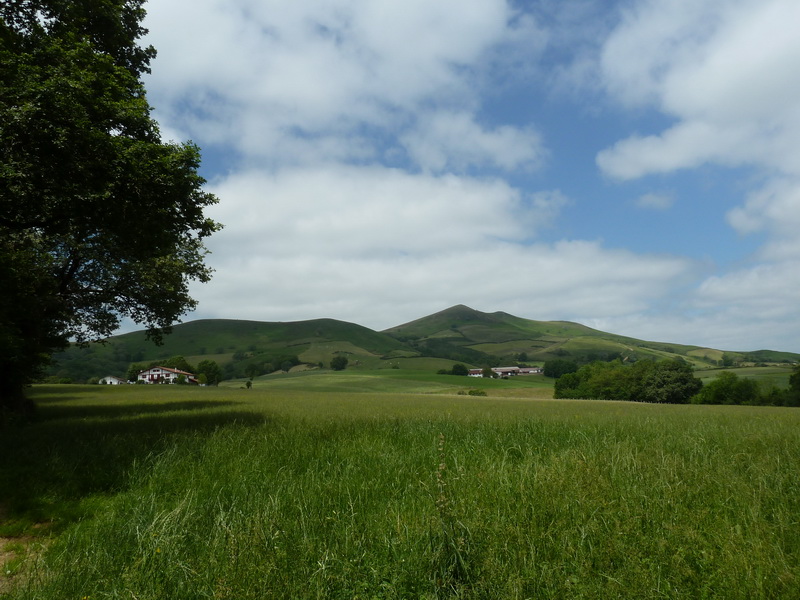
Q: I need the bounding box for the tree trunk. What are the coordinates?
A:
[0,382,38,425]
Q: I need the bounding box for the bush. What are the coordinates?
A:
[554,359,701,404]
[692,371,760,405]
[450,364,469,376]
[330,355,349,371]
[543,359,579,378]
[457,389,487,396]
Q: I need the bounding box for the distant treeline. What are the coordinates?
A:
[549,359,800,406]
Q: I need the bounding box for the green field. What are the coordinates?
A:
[242,369,555,398]
[2,380,799,599]
[695,365,795,388]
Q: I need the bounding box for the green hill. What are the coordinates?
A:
[383,305,726,367]
[48,305,799,383]
[49,318,410,383]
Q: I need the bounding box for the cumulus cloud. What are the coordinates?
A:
[401,112,546,173]
[596,0,800,180]
[143,0,539,168]
[590,0,800,351]
[204,166,542,259]
[727,179,800,239]
[130,0,800,352]
[188,166,692,330]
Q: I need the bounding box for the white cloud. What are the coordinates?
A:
[401,112,546,173]
[128,0,800,352]
[727,179,800,239]
[529,190,570,228]
[191,241,694,332]
[205,166,542,259]
[187,166,692,330]
[589,0,800,351]
[596,120,755,179]
[596,0,800,180]
[635,192,674,210]
[143,0,538,168]
[726,178,800,262]
[696,262,800,316]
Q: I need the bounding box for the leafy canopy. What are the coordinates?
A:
[0,1,220,410]
[330,355,349,371]
[554,359,702,404]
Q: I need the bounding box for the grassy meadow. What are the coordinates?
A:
[695,365,795,388]
[2,377,799,599]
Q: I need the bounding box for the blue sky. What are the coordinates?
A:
[139,0,800,352]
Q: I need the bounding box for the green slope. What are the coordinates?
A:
[383,305,800,368]
[48,305,799,383]
[49,318,410,383]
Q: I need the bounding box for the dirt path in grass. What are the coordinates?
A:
[0,535,20,594]
[0,504,48,595]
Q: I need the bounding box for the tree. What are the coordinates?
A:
[450,363,469,376]
[244,363,261,380]
[554,359,702,403]
[554,371,583,398]
[630,359,702,404]
[330,355,349,371]
[790,364,800,395]
[543,359,579,379]
[692,371,760,405]
[196,360,222,386]
[0,1,220,414]
[126,362,147,382]
[158,356,195,374]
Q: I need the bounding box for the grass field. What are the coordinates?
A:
[2,378,799,599]
[244,369,555,398]
[695,365,795,389]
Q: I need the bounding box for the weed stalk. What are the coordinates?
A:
[433,432,472,595]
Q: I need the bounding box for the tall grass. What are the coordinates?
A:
[2,385,799,598]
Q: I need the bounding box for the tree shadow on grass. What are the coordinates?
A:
[36,399,249,420]
[0,396,272,534]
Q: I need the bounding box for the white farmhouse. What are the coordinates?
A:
[467,366,543,378]
[137,366,197,384]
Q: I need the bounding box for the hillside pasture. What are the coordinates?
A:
[2,382,799,599]
[384,356,472,372]
[48,307,800,384]
[240,368,551,398]
[466,339,551,358]
[298,340,383,366]
[694,365,794,388]
[687,347,725,363]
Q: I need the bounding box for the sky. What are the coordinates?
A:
[138,0,800,352]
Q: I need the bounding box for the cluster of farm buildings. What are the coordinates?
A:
[98,364,543,385]
[99,366,197,385]
[468,366,543,377]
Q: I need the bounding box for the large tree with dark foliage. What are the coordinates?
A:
[1,1,220,415]
[554,359,702,404]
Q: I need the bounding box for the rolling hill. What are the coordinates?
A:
[47,305,800,383]
[385,305,717,365]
